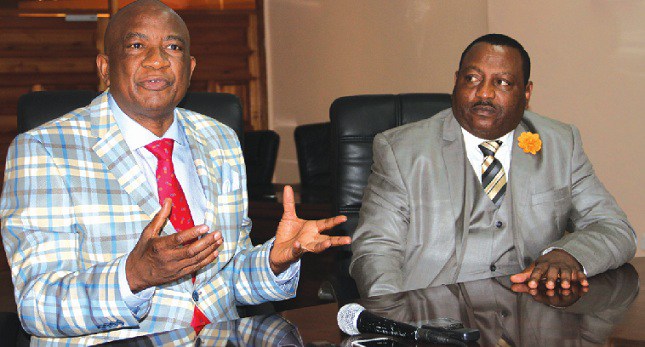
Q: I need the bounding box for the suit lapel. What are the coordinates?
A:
[176,109,221,226]
[177,110,223,286]
[441,113,471,280]
[89,91,161,223]
[509,117,540,266]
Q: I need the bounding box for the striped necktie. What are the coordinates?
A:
[145,138,211,334]
[479,140,506,207]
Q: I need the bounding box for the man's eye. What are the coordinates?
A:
[129,43,143,49]
[498,79,511,86]
[168,44,183,51]
[465,75,480,84]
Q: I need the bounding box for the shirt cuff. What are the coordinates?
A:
[118,255,155,318]
[266,240,301,292]
[542,247,588,275]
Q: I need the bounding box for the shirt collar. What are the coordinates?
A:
[461,127,515,152]
[108,92,187,151]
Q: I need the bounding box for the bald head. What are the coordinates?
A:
[104,0,190,55]
[96,0,196,136]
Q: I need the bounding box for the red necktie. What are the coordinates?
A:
[145,138,211,334]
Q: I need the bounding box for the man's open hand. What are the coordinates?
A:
[125,198,223,293]
[510,249,588,290]
[269,185,351,274]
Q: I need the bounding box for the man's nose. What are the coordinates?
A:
[142,47,170,69]
[475,79,495,99]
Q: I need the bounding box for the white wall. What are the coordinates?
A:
[265,0,644,256]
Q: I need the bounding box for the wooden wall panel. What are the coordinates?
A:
[17,0,255,11]
[0,12,99,187]
[0,57,96,74]
[181,10,258,130]
[0,8,267,187]
[0,29,96,49]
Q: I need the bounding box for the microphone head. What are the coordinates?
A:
[337,303,365,336]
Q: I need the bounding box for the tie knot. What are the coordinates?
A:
[145,138,174,160]
[479,140,502,157]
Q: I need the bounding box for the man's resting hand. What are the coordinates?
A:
[510,249,588,290]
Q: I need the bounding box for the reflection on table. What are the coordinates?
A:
[360,263,639,346]
[99,314,303,347]
[93,260,641,346]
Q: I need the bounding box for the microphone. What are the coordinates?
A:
[337,303,467,346]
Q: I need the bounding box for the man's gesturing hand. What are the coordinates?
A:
[269,185,351,275]
[510,249,588,290]
[126,199,223,293]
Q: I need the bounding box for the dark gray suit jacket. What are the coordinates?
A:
[350,108,636,297]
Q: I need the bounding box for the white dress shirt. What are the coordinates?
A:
[108,94,299,315]
[461,128,514,182]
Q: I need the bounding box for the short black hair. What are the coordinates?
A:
[459,33,531,85]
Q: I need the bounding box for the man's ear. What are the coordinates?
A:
[524,81,533,109]
[189,56,196,79]
[96,54,110,87]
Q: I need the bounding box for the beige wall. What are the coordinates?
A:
[264,0,487,180]
[486,1,645,255]
[264,0,644,256]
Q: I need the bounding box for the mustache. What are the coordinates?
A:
[472,101,497,109]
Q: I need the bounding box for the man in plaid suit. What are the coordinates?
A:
[0,0,350,345]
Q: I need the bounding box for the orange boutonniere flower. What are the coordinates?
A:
[518,132,542,154]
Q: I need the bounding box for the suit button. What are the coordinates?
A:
[192,290,199,302]
[195,337,202,347]
[495,221,503,228]
[490,264,497,272]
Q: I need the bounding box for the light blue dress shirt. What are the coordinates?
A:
[108,94,299,315]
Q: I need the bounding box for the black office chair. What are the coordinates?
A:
[16,90,99,133]
[242,130,280,201]
[0,312,29,347]
[17,90,245,144]
[294,122,331,203]
[323,93,452,302]
[178,91,245,146]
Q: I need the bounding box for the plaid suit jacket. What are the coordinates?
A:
[1,92,295,345]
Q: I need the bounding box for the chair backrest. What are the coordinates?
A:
[242,130,280,200]
[177,91,245,145]
[294,122,331,203]
[17,90,99,133]
[16,90,245,144]
[329,93,452,237]
[327,93,451,301]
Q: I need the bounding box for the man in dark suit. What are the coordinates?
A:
[350,33,636,297]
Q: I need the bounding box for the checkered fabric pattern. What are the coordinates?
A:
[0,91,295,346]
